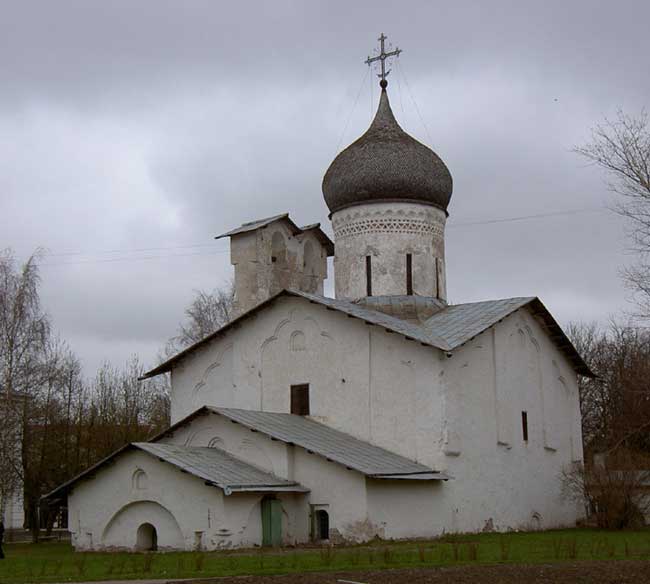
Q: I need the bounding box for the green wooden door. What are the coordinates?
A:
[261,498,282,546]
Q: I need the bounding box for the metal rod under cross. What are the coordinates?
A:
[365,33,402,87]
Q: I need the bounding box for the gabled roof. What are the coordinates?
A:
[156,406,450,480]
[421,297,535,348]
[134,442,308,494]
[43,441,307,502]
[215,213,293,238]
[215,213,334,256]
[142,289,593,379]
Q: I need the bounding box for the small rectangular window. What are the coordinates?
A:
[366,256,372,296]
[291,384,310,416]
[522,411,529,442]
[406,254,413,295]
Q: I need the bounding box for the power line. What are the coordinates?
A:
[36,249,228,268]
[447,207,606,229]
[334,67,370,156]
[43,242,227,258]
[27,206,607,269]
[395,59,435,148]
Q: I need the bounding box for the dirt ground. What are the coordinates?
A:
[172,560,650,583]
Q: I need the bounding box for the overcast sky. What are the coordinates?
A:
[2,1,647,377]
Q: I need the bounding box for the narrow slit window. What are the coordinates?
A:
[522,411,529,442]
[434,257,439,299]
[291,384,310,416]
[406,254,413,295]
[365,256,372,296]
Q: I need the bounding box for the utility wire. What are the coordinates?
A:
[395,59,435,148]
[334,67,370,156]
[26,207,607,269]
[37,249,226,268]
[43,242,228,258]
[447,207,605,229]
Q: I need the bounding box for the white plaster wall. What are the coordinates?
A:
[159,411,370,542]
[67,448,304,551]
[170,296,444,470]
[438,307,585,533]
[331,202,447,301]
[366,479,446,539]
[169,296,585,539]
[291,448,370,542]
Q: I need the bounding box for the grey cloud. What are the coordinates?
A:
[1,0,648,376]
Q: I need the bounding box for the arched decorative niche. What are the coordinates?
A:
[132,469,148,491]
[102,500,184,550]
[271,231,287,267]
[290,330,306,352]
[208,436,224,448]
[303,240,316,275]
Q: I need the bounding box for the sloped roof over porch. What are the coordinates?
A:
[43,441,308,502]
[154,406,452,481]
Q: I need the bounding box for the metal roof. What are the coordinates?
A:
[207,407,449,479]
[214,213,296,239]
[214,214,334,256]
[133,442,308,494]
[142,289,593,379]
[421,297,534,349]
[42,441,308,501]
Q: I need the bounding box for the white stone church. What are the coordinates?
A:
[46,65,592,552]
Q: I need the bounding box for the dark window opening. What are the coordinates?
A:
[406,253,413,295]
[522,411,529,442]
[434,257,439,299]
[291,384,310,415]
[366,255,372,296]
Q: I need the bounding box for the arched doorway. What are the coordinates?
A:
[136,523,158,551]
[315,510,329,541]
[102,500,184,550]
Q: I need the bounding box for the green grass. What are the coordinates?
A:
[1,528,650,583]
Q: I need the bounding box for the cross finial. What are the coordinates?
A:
[365,33,402,89]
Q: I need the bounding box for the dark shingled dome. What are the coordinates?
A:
[322,88,453,214]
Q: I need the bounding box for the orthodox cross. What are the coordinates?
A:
[365,33,402,86]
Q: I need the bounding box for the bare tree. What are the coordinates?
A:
[575,110,650,316]
[166,282,235,353]
[0,249,173,539]
[568,321,650,455]
[562,450,650,529]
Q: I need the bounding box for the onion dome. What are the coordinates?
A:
[322,84,453,214]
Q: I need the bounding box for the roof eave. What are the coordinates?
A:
[527,297,595,378]
[140,289,445,379]
[140,290,290,379]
